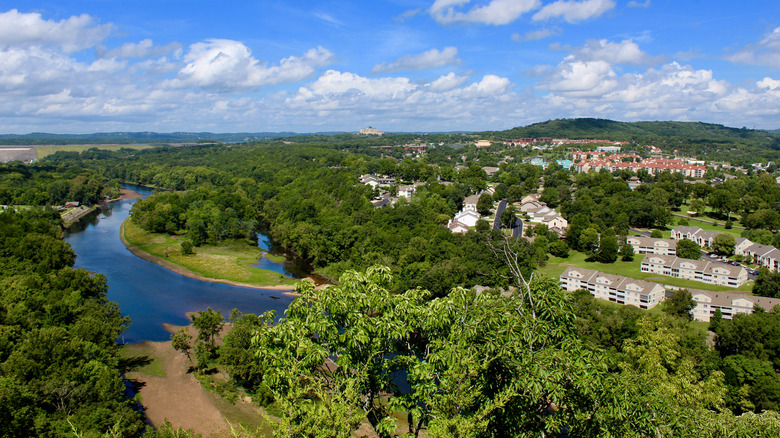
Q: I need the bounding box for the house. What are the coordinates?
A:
[559,266,665,309]
[689,290,780,322]
[446,220,470,234]
[640,255,747,287]
[453,210,481,228]
[397,184,417,199]
[463,194,481,212]
[625,236,677,256]
[475,140,492,148]
[482,166,500,178]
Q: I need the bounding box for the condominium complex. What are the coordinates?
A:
[559,266,666,310]
[625,236,677,256]
[640,254,748,287]
[688,289,780,322]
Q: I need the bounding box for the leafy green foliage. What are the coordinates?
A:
[677,239,702,259]
[0,209,145,437]
[753,268,780,299]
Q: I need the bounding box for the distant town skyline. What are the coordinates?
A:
[2,1,780,133]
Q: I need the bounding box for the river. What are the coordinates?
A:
[64,186,295,343]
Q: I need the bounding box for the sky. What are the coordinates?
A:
[1,1,780,134]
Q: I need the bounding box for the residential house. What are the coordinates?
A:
[463,194,481,212]
[453,210,481,228]
[640,255,747,287]
[446,220,470,234]
[734,238,754,256]
[559,266,666,310]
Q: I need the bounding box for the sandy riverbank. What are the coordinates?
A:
[119,218,297,293]
[125,318,269,437]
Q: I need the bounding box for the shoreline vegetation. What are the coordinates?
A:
[117,190,298,292]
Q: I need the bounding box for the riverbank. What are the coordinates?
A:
[123,318,273,437]
[60,205,98,227]
[120,218,297,292]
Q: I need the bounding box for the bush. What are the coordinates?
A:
[181,239,195,255]
[651,230,663,238]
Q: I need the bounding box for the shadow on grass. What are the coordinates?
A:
[119,354,154,373]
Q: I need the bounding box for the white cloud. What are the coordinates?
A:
[0,9,112,53]
[98,39,182,59]
[430,0,541,25]
[627,0,651,7]
[532,0,615,23]
[575,39,661,65]
[726,27,780,68]
[429,72,470,92]
[372,47,461,73]
[169,40,334,89]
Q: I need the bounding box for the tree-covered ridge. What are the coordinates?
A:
[494,118,780,144]
[0,209,147,437]
[486,118,780,165]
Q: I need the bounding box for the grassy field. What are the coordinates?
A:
[536,250,753,292]
[36,144,155,159]
[122,219,297,288]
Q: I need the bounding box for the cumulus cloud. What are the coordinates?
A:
[726,26,780,68]
[169,40,334,89]
[429,72,470,92]
[575,39,662,65]
[98,39,182,59]
[0,9,112,53]
[372,47,461,73]
[532,0,615,23]
[430,0,541,25]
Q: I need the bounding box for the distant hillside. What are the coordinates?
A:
[0,131,302,145]
[493,118,780,144]
[487,118,780,165]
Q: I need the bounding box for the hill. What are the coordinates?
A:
[488,118,780,164]
[494,118,780,143]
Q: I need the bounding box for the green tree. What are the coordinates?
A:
[663,289,696,320]
[676,238,701,259]
[191,307,224,369]
[579,227,600,255]
[180,239,195,255]
[709,308,723,332]
[620,242,635,261]
[252,266,653,437]
[549,240,569,258]
[596,228,618,263]
[712,232,736,256]
[171,328,193,361]
[753,268,780,298]
[477,193,493,215]
[650,230,663,238]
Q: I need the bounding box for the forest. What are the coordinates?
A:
[2,121,780,436]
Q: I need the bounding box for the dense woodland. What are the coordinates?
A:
[3,121,780,436]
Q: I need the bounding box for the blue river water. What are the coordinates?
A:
[64,186,295,343]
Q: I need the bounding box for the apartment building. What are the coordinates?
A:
[688,289,780,322]
[559,266,666,310]
[640,255,747,287]
[625,236,677,256]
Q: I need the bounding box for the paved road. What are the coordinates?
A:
[512,218,523,238]
[493,199,507,231]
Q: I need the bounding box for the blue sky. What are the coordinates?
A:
[1,1,779,133]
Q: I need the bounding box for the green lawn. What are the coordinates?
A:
[36,144,155,159]
[122,219,297,288]
[536,250,753,292]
